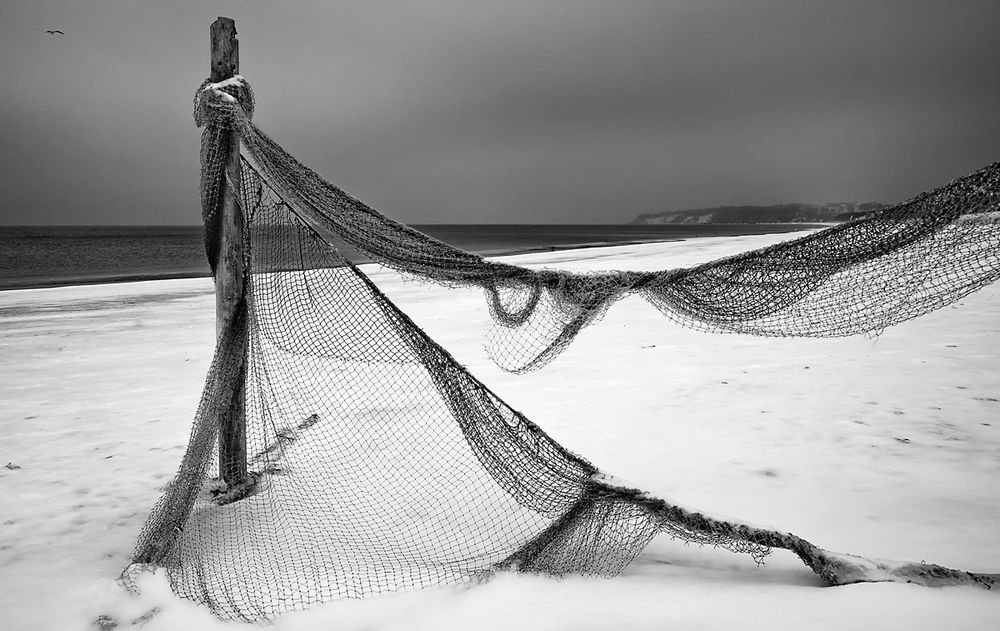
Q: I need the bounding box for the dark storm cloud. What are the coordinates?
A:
[1,0,998,225]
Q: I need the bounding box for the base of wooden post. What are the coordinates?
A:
[218,358,247,486]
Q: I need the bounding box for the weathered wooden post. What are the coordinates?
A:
[210,16,247,487]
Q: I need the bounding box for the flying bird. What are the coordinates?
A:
[45,30,64,36]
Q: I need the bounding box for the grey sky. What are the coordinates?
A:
[1,0,998,225]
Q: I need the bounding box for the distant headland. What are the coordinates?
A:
[632,201,886,225]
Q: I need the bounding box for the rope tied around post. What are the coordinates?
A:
[195,75,254,277]
[194,75,255,128]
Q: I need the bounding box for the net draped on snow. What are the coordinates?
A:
[122,77,999,621]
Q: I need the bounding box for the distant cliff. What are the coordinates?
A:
[632,201,886,225]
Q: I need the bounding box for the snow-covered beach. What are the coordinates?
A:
[1,230,998,630]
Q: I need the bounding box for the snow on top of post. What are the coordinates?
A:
[202,75,246,103]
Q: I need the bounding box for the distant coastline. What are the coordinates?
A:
[633,202,884,225]
[0,223,823,291]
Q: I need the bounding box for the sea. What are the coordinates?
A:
[0,224,821,291]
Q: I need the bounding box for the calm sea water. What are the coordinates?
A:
[0,224,819,290]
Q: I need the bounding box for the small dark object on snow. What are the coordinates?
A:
[92,615,116,630]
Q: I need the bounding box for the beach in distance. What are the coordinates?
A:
[0,223,824,290]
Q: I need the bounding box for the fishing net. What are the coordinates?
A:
[121,77,999,621]
[197,77,1000,373]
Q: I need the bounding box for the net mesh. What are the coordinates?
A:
[121,77,1000,621]
[124,165,778,620]
[201,78,1000,372]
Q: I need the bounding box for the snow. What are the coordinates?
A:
[1,231,998,630]
[201,75,245,103]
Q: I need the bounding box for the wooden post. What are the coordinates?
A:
[210,16,247,487]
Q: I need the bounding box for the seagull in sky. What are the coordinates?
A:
[45,29,64,36]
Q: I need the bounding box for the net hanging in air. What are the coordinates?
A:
[196,76,1000,373]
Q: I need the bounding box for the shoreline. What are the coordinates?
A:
[0,223,826,292]
[0,270,212,292]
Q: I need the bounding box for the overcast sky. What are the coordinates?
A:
[1,0,998,225]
